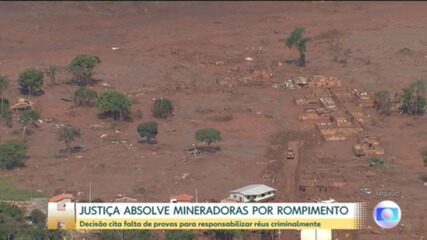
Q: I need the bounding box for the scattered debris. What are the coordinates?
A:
[353,136,385,157]
[245,57,253,61]
[89,124,103,129]
[101,82,112,88]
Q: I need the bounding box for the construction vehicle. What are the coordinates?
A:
[286,141,300,160]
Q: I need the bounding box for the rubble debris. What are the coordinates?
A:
[294,95,319,105]
[316,121,362,141]
[352,89,375,108]
[10,98,34,111]
[101,82,112,88]
[308,75,342,88]
[353,136,385,157]
[319,97,337,110]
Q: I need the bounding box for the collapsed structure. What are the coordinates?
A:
[353,136,385,157]
[292,75,378,142]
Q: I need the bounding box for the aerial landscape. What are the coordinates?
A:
[0,2,426,240]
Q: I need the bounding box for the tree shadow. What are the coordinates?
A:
[96,112,132,122]
[66,78,102,87]
[186,145,221,153]
[58,145,86,155]
[138,139,158,145]
[19,88,45,97]
[284,59,310,67]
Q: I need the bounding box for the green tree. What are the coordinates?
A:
[97,91,132,121]
[401,80,427,116]
[152,98,174,119]
[137,121,158,143]
[18,68,44,97]
[195,128,222,146]
[0,202,25,240]
[0,141,28,169]
[286,27,310,67]
[74,87,97,106]
[68,55,101,86]
[57,126,81,155]
[19,110,40,137]
[45,65,59,86]
[29,209,46,226]
[0,98,12,127]
[374,90,392,116]
[0,75,9,122]
[422,150,427,167]
[165,230,195,240]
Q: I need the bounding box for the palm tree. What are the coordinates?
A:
[285,27,310,67]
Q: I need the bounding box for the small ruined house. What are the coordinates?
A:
[170,194,194,203]
[229,184,276,202]
[352,89,374,108]
[49,193,75,211]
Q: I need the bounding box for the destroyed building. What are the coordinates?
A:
[353,136,385,157]
[320,97,337,110]
[316,120,363,142]
[352,89,375,108]
[308,75,343,88]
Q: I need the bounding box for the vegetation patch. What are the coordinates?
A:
[0,178,45,201]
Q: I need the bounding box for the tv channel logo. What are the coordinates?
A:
[373,200,401,229]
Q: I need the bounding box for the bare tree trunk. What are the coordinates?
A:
[50,72,56,86]
[66,142,71,156]
[299,52,306,67]
[22,125,27,141]
[0,92,3,125]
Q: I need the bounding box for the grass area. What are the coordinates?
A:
[0,178,46,201]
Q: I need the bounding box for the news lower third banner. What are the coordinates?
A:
[47,202,367,230]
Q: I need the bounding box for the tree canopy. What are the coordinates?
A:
[18,68,44,95]
[96,91,132,121]
[195,128,222,146]
[152,98,174,119]
[0,141,28,169]
[401,80,426,115]
[57,126,81,155]
[0,75,9,94]
[74,87,97,106]
[285,27,310,67]
[68,55,101,84]
[374,90,392,116]
[137,121,158,143]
